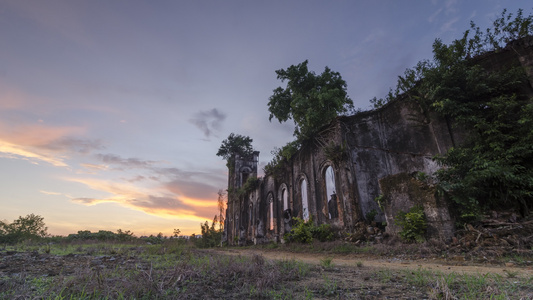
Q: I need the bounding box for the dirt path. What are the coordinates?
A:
[215,248,533,277]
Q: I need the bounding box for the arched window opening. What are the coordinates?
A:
[268,193,274,231]
[240,167,252,187]
[249,203,253,227]
[325,166,338,219]
[301,179,309,221]
[282,187,289,211]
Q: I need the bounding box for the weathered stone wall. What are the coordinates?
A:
[340,99,456,222]
[379,173,454,240]
[224,37,533,245]
[235,97,457,245]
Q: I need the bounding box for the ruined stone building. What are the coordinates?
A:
[224,37,533,245]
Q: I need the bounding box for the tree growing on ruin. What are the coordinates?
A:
[216,133,254,167]
[267,60,354,140]
[377,8,533,221]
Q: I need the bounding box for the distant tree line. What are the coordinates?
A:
[67,229,136,242]
[0,212,227,248]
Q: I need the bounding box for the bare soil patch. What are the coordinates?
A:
[218,248,533,277]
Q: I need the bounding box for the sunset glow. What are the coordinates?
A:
[1,0,526,236]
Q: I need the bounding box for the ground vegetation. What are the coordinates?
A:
[1,212,532,298]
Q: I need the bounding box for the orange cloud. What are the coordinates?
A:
[0,121,82,148]
[39,190,64,196]
[0,120,89,167]
[80,163,109,171]
[65,177,216,222]
[180,196,218,208]
[0,140,68,167]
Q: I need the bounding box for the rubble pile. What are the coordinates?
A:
[448,212,533,258]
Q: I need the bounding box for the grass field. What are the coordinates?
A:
[1,239,533,299]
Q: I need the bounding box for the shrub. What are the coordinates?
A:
[284,217,313,243]
[194,218,223,248]
[310,224,335,242]
[284,217,335,243]
[365,209,378,222]
[395,206,427,243]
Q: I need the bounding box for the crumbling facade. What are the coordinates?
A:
[224,37,533,245]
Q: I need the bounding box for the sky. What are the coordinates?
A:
[1,0,530,236]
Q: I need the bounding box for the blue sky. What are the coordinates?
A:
[0,0,530,236]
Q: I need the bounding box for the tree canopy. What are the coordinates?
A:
[216,133,254,163]
[268,60,353,140]
[0,214,48,244]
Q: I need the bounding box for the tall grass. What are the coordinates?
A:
[0,239,309,299]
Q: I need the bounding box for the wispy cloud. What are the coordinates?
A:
[164,178,220,202]
[0,121,83,149]
[428,8,443,23]
[66,177,217,220]
[189,108,226,138]
[441,17,459,32]
[95,153,157,169]
[0,140,69,167]
[80,163,108,171]
[41,137,103,154]
[0,120,102,167]
[40,190,64,196]
[444,0,458,12]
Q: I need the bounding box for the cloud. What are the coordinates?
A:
[428,8,443,23]
[71,197,103,205]
[0,121,101,167]
[80,163,108,171]
[441,17,459,32]
[95,153,157,169]
[444,0,458,12]
[125,175,147,182]
[41,137,103,154]
[66,177,217,220]
[189,108,226,138]
[40,190,63,196]
[164,179,220,202]
[152,167,202,180]
[0,121,83,148]
[0,140,69,167]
